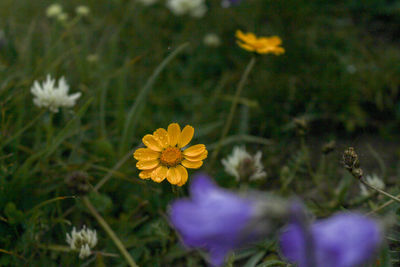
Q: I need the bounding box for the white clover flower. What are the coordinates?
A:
[137,0,158,6]
[222,146,267,181]
[31,75,81,113]
[86,54,99,63]
[360,174,385,197]
[57,12,69,22]
[167,0,207,18]
[66,225,98,259]
[46,3,63,18]
[76,5,90,16]
[203,33,221,47]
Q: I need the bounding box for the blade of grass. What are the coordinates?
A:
[16,98,93,177]
[119,43,189,155]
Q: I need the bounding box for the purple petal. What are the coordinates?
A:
[280,212,382,267]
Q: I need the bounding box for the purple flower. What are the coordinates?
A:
[280,205,382,267]
[169,174,260,266]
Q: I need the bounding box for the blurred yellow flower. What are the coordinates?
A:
[134,123,207,186]
[236,30,285,55]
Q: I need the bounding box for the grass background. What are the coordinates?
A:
[1,0,400,266]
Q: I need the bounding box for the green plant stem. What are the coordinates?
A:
[94,147,137,192]
[209,56,256,169]
[82,197,138,267]
[367,193,400,215]
[360,178,400,203]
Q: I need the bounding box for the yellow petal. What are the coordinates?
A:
[185,150,208,162]
[236,30,257,42]
[259,36,282,46]
[142,134,163,152]
[133,148,160,161]
[237,41,256,52]
[183,144,206,157]
[167,167,180,185]
[181,159,203,169]
[151,165,167,183]
[139,169,154,179]
[136,160,160,170]
[153,128,169,149]
[176,165,188,186]
[178,125,194,148]
[168,123,181,147]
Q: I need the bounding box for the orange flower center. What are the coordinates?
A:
[160,147,183,167]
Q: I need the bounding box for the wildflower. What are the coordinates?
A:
[31,75,81,113]
[280,203,382,267]
[66,225,98,259]
[236,30,285,55]
[342,147,363,179]
[134,123,207,186]
[137,0,158,6]
[86,54,99,63]
[57,12,69,23]
[76,5,90,16]
[203,33,221,47]
[222,146,266,181]
[360,174,385,197]
[46,3,63,18]
[167,0,207,18]
[170,174,287,266]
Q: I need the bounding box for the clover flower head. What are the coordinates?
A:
[30,75,81,113]
[57,12,69,22]
[46,3,63,18]
[76,5,90,16]
[280,203,382,267]
[360,174,385,197]
[66,225,98,259]
[169,174,287,266]
[222,146,267,181]
[167,0,207,18]
[203,33,221,47]
[236,30,285,55]
[134,123,207,186]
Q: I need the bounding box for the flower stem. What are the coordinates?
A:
[366,194,400,215]
[209,56,257,169]
[82,196,138,267]
[360,178,400,203]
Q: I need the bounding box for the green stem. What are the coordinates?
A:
[360,178,400,203]
[366,194,400,215]
[209,56,256,169]
[83,197,138,267]
[46,112,54,145]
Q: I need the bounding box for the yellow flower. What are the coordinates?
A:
[236,30,285,55]
[133,123,208,186]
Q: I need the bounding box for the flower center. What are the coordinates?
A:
[160,147,183,167]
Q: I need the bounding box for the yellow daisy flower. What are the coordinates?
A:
[133,123,208,186]
[236,30,285,55]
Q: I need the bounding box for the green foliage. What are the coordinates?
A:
[0,0,399,266]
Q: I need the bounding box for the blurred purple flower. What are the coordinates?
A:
[169,174,254,266]
[170,173,291,266]
[280,204,382,267]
